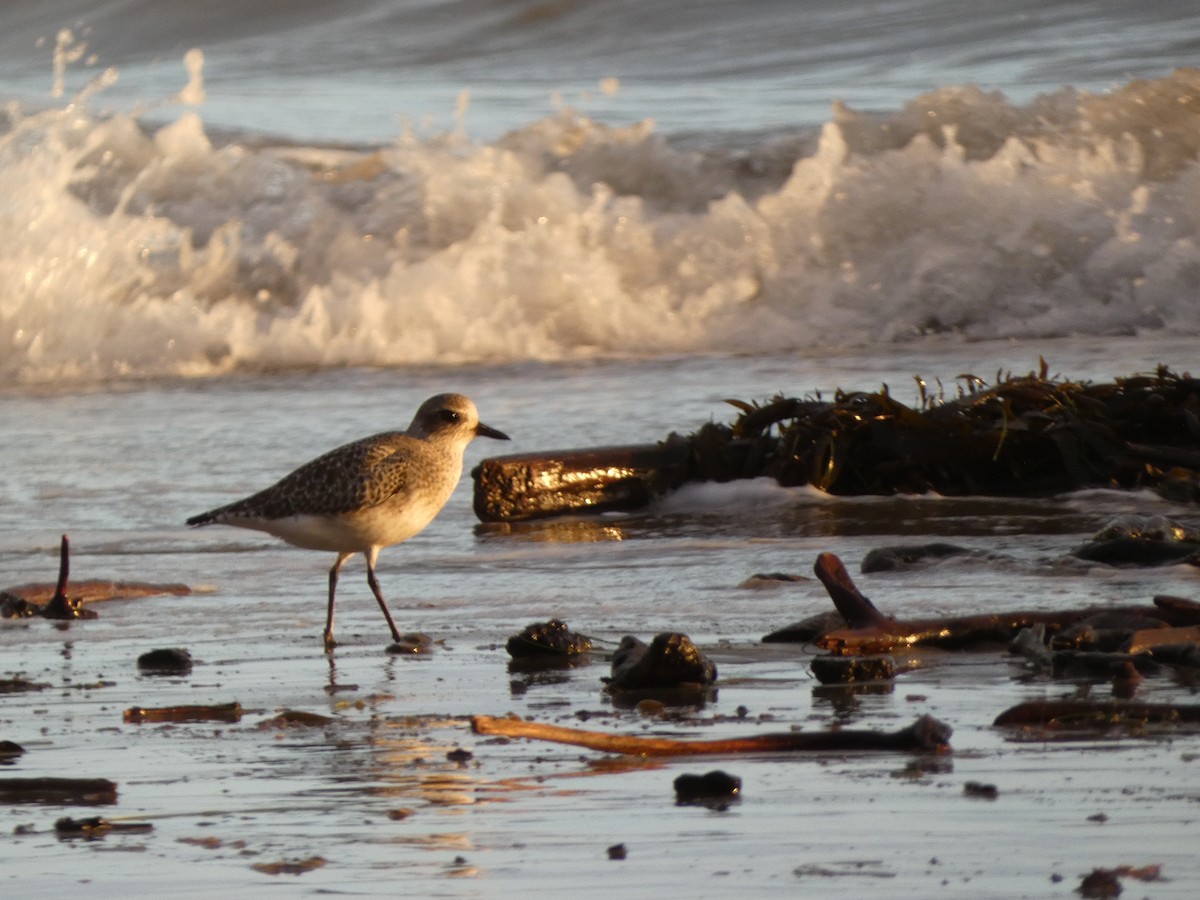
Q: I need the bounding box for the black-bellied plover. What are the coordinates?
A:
[187,393,509,650]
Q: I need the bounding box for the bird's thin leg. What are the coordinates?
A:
[325,552,354,652]
[364,547,403,644]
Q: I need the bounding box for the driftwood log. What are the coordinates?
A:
[473,443,690,522]
[777,552,1194,655]
[994,699,1200,729]
[473,366,1200,522]
[471,713,951,755]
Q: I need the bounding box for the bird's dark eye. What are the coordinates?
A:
[440,409,461,424]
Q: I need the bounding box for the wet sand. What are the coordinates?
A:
[4,347,1200,896]
[3,541,1199,898]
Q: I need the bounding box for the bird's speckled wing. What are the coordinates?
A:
[214,431,417,521]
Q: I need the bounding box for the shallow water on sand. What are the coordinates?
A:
[4,339,1200,896]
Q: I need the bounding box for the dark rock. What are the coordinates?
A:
[738,572,806,589]
[137,648,193,675]
[0,591,38,619]
[1077,868,1123,898]
[506,619,592,659]
[810,655,897,685]
[608,633,717,691]
[0,740,25,760]
[861,543,976,573]
[674,770,742,806]
[963,781,998,800]
[1073,515,1200,566]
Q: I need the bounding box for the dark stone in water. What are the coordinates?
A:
[608,633,717,691]
[137,647,193,675]
[606,843,627,860]
[0,740,26,760]
[506,619,592,658]
[1077,868,1123,898]
[674,770,742,806]
[738,572,806,589]
[963,781,999,800]
[1073,514,1200,566]
[0,591,36,618]
[1074,537,1200,566]
[861,543,975,573]
[810,655,897,685]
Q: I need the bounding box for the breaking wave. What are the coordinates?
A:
[4,61,1200,384]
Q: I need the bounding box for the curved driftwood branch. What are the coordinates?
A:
[471,714,951,756]
[808,553,1186,654]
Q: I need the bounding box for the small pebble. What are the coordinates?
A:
[674,770,742,805]
[137,648,193,675]
[963,781,998,800]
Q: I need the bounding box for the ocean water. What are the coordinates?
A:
[2,0,1200,382]
[3,2,1200,896]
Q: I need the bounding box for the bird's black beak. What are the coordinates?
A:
[476,422,510,441]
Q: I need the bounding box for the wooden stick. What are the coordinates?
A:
[124,702,243,724]
[813,552,896,630]
[471,714,951,755]
[993,699,1200,728]
[810,552,1179,654]
[54,534,69,599]
[38,535,94,620]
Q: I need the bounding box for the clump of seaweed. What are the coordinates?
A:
[675,362,1200,498]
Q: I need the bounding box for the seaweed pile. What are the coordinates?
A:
[473,363,1200,523]
[678,362,1200,499]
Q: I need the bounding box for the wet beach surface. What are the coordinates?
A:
[4,346,1200,896]
[4,505,1200,897]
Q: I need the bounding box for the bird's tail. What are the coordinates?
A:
[186,510,220,527]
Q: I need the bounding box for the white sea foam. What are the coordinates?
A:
[3,64,1200,384]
